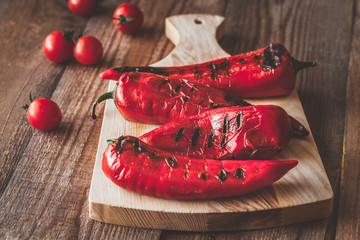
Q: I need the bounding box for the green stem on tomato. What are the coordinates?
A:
[113,15,133,27]
[22,93,33,110]
[63,29,75,41]
[22,104,29,110]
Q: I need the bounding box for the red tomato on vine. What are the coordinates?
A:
[112,3,144,34]
[23,94,62,131]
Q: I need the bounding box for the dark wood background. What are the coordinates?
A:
[0,0,359,239]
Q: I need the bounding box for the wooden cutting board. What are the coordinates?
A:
[89,14,333,231]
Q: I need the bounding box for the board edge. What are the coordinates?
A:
[89,195,333,231]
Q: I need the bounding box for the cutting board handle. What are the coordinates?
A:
[151,14,230,67]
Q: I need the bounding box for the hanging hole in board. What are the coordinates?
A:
[194,18,202,24]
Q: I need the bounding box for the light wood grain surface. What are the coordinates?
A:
[0,0,359,239]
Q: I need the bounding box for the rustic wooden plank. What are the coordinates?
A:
[0,0,163,239]
[0,0,355,238]
[286,0,353,239]
[160,0,352,238]
[335,1,360,239]
[0,0,87,195]
[236,1,352,239]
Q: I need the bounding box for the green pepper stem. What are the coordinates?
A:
[289,116,310,138]
[106,138,118,146]
[92,88,116,119]
[290,55,316,75]
[291,123,310,137]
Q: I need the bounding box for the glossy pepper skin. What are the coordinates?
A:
[103,136,298,200]
[92,72,250,124]
[140,105,309,160]
[99,43,316,98]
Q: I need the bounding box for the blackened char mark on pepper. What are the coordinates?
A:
[236,112,243,129]
[223,115,229,133]
[166,157,178,169]
[239,58,246,64]
[209,59,231,80]
[219,59,231,77]
[253,54,261,61]
[262,43,285,70]
[114,136,126,155]
[209,62,218,80]
[207,129,214,148]
[174,82,183,93]
[150,150,157,158]
[174,128,185,142]
[114,136,145,155]
[133,138,146,153]
[234,168,244,179]
[191,128,201,146]
[199,172,210,180]
[112,66,169,76]
[217,169,228,182]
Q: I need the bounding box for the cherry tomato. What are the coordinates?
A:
[112,3,144,34]
[23,96,62,131]
[68,0,97,16]
[43,31,74,63]
[73,35,103,65]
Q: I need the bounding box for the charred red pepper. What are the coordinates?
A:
[103,136,298,200]
[92,72,250,124]
[140,105,309,160]
[100,43,316,98]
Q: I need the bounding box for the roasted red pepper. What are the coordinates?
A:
[103,136,298,200]
[99,43,316,98]
[140,105,309,160]
[92,72,250,124]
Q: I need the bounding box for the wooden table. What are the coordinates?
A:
[0,0,358,239]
